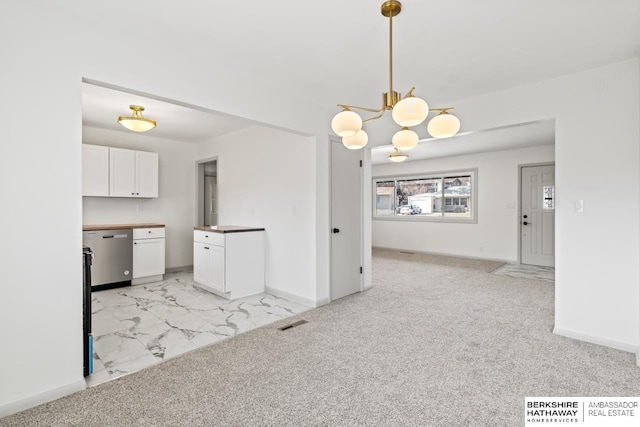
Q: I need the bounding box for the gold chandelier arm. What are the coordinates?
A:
[337,103,386,114]
[362,111,387,123]
[429,107,455,112]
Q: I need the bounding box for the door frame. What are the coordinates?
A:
[517,162,556,265]
[329,136,364,302]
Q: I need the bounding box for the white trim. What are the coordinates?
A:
[553,328,639,354]
[637,349,640,367]
[165,265,192,273]
[132,274,163,285]
[0,379,86,418]
[265,286,325,308]
[372,246,511,265]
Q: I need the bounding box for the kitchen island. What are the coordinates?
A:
[193,225,265,299]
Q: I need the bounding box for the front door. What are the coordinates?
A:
[330,139,362,301]
[521,165,555,267]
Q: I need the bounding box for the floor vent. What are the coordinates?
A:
[278,320,308,331]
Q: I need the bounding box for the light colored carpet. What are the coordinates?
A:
[492,263,555,282]
[3,249,640,426]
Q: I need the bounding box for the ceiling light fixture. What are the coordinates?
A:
[389,148,409,163]
[330,0,461,153]
[118,105,156,132]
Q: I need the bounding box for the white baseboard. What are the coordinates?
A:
[132,274,163,285]
[166,265,192,273]
[553,327,639,354]
[372,246,512,264]
[265,286,326,308]
[0,379,86,418]
[637,349,640,367]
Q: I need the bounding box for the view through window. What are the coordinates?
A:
[374,170,475,221]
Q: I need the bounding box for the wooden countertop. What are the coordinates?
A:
[83,223,165,231]
[194,225,265,233]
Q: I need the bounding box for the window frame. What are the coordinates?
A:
[372,168,478,224]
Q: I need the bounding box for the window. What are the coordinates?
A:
[373,169,477,222]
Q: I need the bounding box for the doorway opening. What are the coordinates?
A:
[195,158,218,227]
[203,161,217,227]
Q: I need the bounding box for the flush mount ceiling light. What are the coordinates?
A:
[330,0,461,153]
[388,147,409,163]
[118,105,156,132]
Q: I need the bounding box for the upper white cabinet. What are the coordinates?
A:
[136,151,159,198]
[82,144,159,198]
[82,144,110,197]
[109,148,158,198]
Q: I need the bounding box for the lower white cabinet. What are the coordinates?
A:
[133,227,165,284]
[193,229,264,299]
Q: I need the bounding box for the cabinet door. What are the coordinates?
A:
[208,245,225,292]
[193,242,210,285]
[133,238,165,279]
[136,151,159,198]
[109,148,136,197]
[82,145,109,197]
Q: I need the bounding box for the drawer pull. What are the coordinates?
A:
[204,246,210,250]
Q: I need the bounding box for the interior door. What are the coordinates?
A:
[521,165,555,267]
[330,139,362,301]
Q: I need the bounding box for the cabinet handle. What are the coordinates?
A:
[204,246,210,250]
[134,242,137,245]
[148,230,152,233]
[131,192,135,195]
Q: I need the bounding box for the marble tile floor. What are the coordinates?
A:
[87,271,311,387]
[492,263,555,282]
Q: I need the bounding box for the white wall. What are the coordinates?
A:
[364,58,640,353]
[372,145,555,262]
[1,0,638,417]
[0,2,332,416]
[82,126,197,269]
[197,125,317,304]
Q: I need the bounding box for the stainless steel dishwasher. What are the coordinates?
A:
[82,229,133,289]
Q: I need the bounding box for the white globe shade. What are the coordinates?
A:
[392,96,429,127]
[389,149,409,163]
[427,112,461,138]
[392,128,418,150]
[342,130,368,150]
[331,110,362,137]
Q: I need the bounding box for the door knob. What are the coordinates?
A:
[523,222,529,226]
[332,228,340,233]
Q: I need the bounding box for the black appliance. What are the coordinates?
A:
[82,246,93,377]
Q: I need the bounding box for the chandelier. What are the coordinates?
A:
[118,105,156,132]
[331,0,461,161]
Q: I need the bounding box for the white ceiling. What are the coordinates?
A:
[371,120,555,164]
[82,83,255,142]
[78,0,639,145]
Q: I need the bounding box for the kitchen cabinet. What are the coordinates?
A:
[82,144,109,197]
[109,147,158,198]
[193,227,265,299]
[132,227,165,284]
